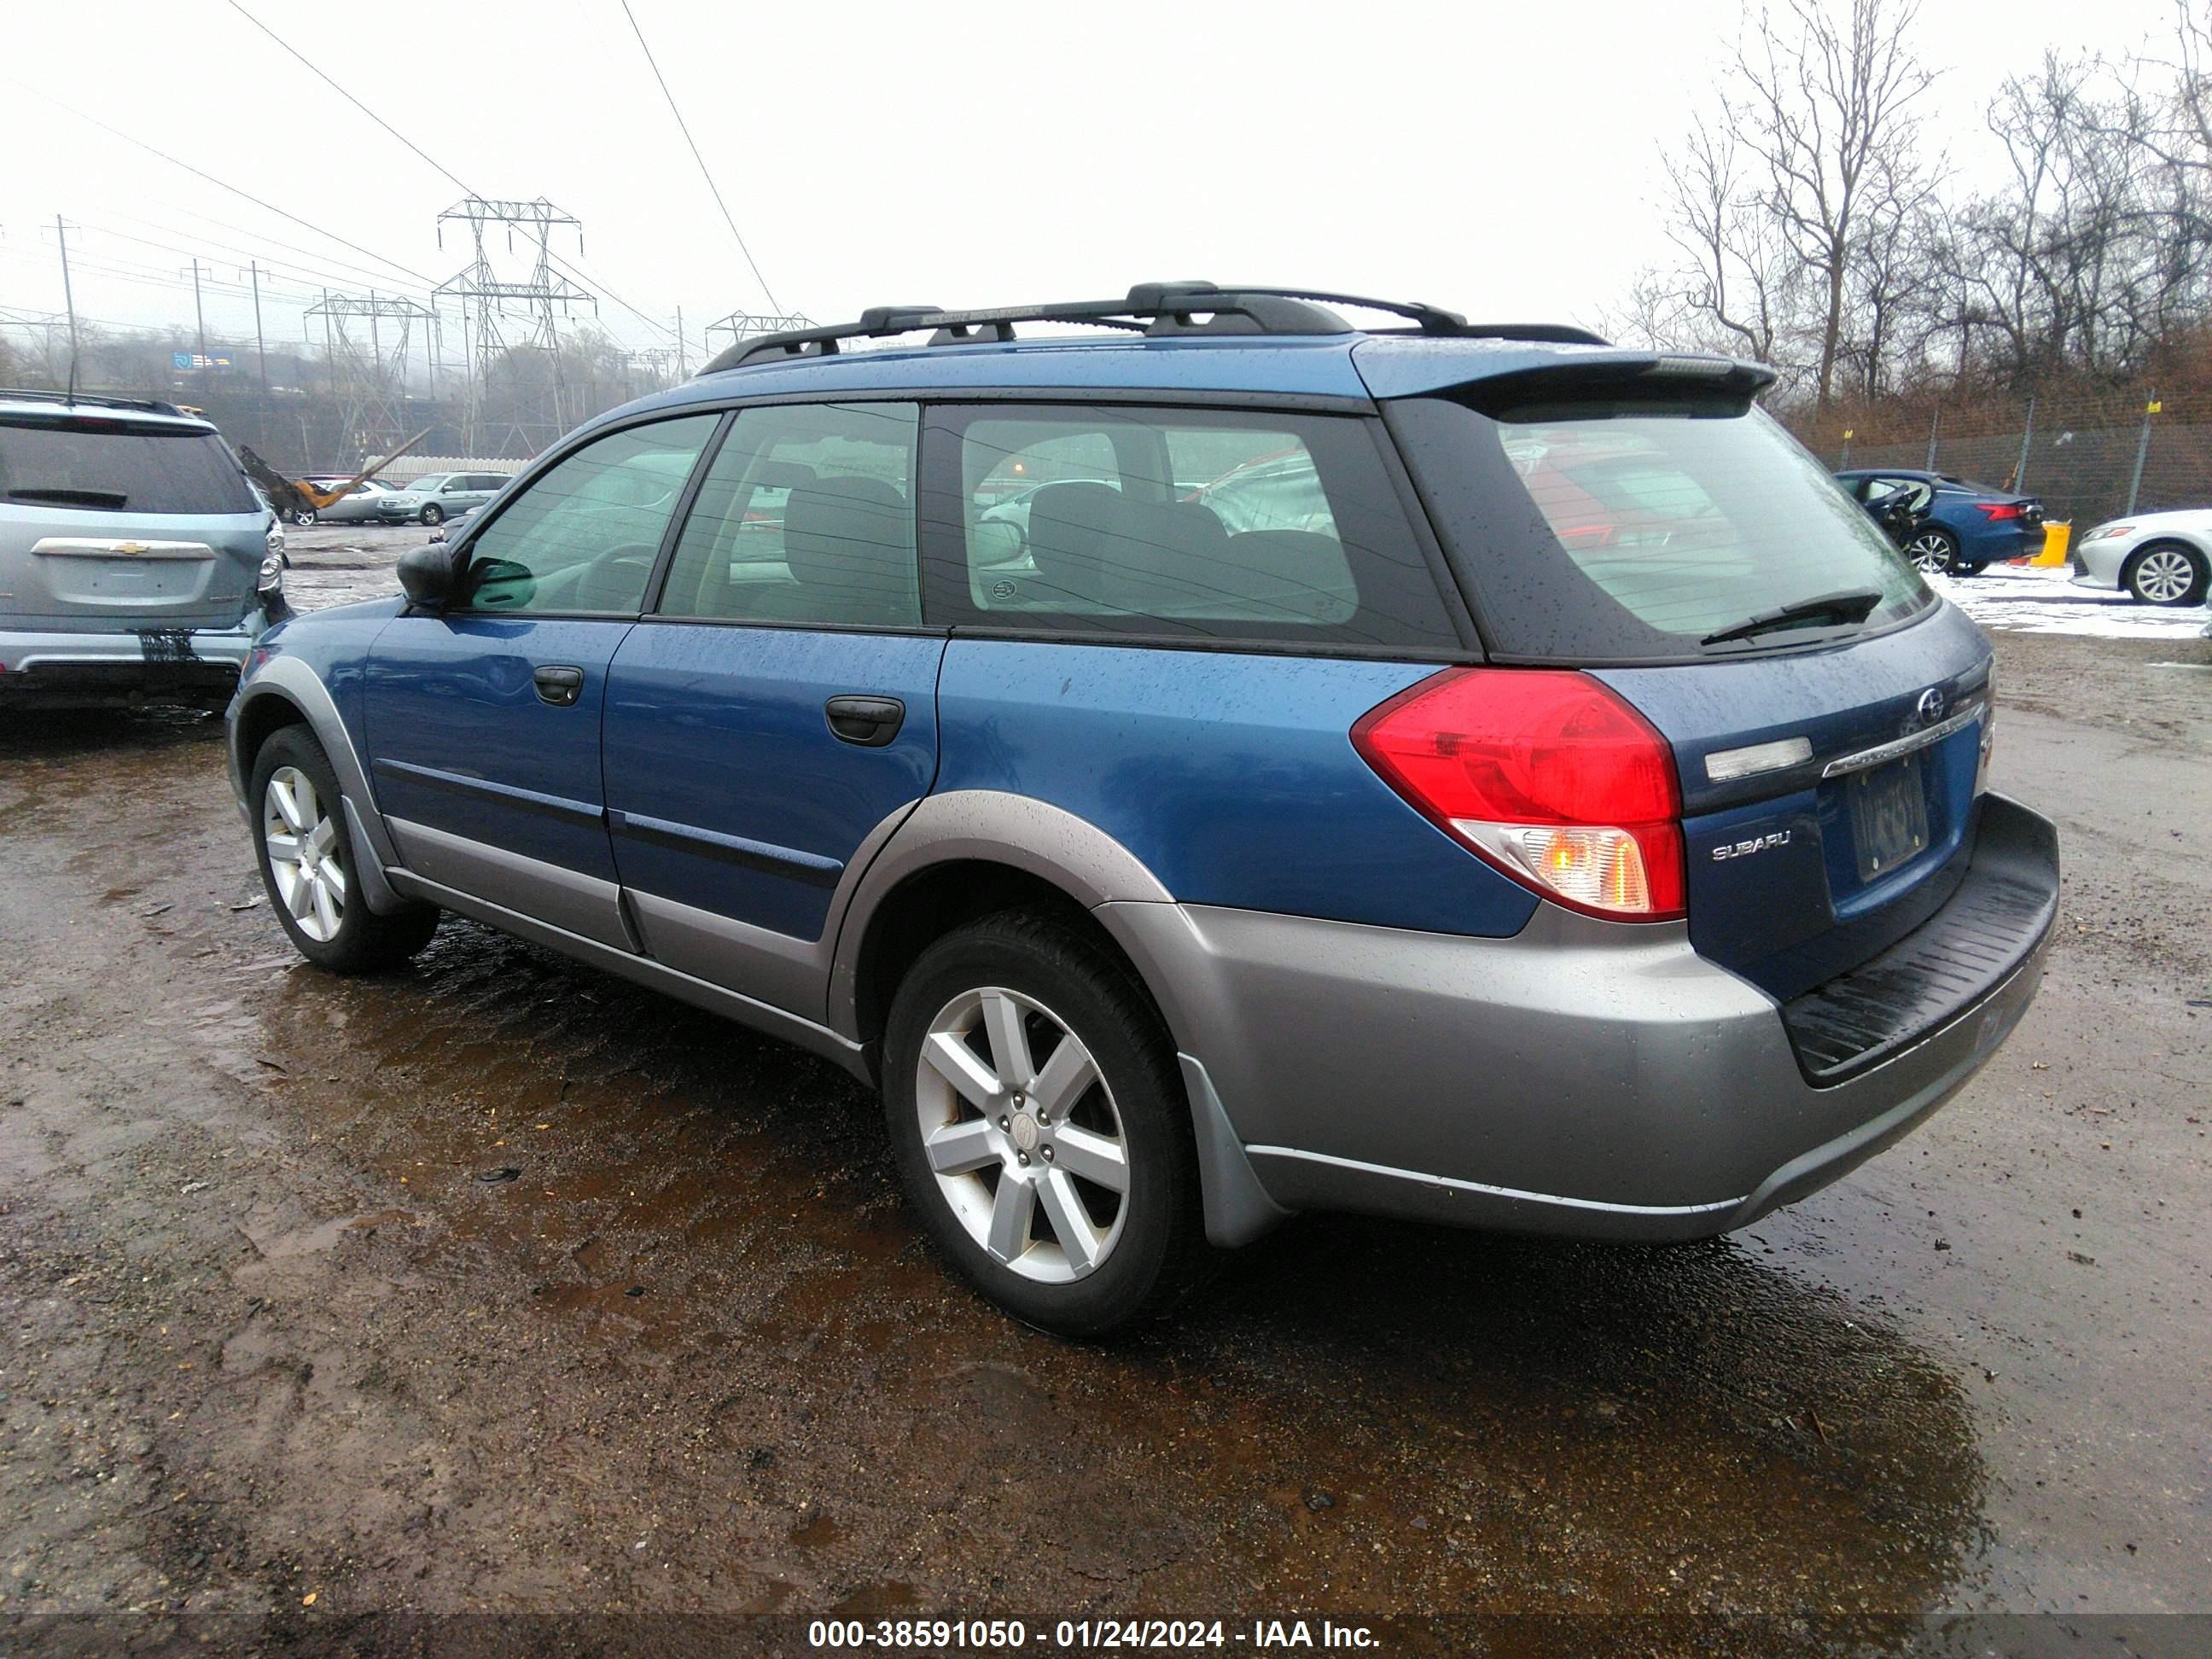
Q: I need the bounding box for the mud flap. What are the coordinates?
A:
[1179,1053,1291,1249]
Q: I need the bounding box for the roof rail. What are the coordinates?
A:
[0,387,193,418]
[698,282,1612,374]
[701,284,1351,373]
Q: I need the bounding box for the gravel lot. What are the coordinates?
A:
[0,541,2206,1653]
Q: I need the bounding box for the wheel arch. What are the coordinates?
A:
[230,685,311,791]
[832,791,1176,1052]
[826,790,1287,1249]
[230,660,409,912]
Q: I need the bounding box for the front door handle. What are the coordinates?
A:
[533,664,585,707]
[824,695,905,747]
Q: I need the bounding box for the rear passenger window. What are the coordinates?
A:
[658,403,920,627]
[920,406,1457,649]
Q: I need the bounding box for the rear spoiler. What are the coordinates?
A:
[1353,341,1776,407]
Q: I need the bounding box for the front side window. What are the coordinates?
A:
[658,402,919,627]
[464,415,719,614]
[920,405,1457,649]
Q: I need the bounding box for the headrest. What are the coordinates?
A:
[1025,480,1126,602]
[782,475,909,591]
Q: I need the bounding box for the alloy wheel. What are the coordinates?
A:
[1907,531,1954,575]
[2133,546,2198,604]
[262,765,346,943]
[913,986,1129,1284]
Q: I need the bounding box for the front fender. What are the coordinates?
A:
[228,655,409,914]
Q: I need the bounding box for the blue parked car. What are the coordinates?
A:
[226,284,2058,1334]
[1834,468,2046,576]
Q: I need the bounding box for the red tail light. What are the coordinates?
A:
[1352,668,1686,921]
[1976,503,2023,521]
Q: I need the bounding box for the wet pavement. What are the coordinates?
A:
[0,611,2207,1646]
[276,522,434,613]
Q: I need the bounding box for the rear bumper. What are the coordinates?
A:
[1106,792,2058,1245]
[0,620,263,705]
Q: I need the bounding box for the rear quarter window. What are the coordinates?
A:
[1384,394,1932,662]
[0,419,258,515]
[919,405,1459,651]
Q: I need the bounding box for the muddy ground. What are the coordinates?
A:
[0,580,2207,1652]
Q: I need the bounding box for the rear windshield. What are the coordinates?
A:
[0,418,258,516]
[1386,395,1933,662]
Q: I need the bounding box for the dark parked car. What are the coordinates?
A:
[1834,469,2045,575]
[227,284,2058,1334]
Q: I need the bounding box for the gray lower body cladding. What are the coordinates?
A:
[1105,791,2058,1242]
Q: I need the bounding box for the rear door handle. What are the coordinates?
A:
[824,695,905,747]
[533,664,585,707]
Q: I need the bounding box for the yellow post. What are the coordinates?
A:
[2033,522,2070,567]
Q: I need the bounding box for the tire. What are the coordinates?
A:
[1906,526,1959,576]
[420,503,445,527]
[294,508,317,527]
[2124,541,2209,607]
[881,909,1211,1336]
[249,726,439,973]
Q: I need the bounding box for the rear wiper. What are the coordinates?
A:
[7,486,129,508]
[1700,587,1884,648]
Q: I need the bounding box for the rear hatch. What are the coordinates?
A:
[1367,346,2010,1066]
[1,409,268,632]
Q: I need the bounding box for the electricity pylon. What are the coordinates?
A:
[435,197,596,454]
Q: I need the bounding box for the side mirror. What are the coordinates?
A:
[397,540,464,609]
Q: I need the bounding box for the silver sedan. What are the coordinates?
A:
[2070,509,2212,606]
[300,479,405,526]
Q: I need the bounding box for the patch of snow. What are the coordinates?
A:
[1931,563,2210,639]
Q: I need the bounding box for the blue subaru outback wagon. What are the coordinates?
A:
[227,284,2059,1334]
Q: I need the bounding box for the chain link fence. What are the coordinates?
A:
[1790,389,2212,532]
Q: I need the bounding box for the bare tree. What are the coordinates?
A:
[1840,170,1941,398]
[1658,117,1800,365]
[1732,0,1937,413]
[1925,50,2185,386]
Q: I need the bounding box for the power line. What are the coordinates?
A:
[615,0,783,315]
[222,1,469,197]
[212,3,678,350]
[1,75,434,289]
[110,205,439,298]
[66,218,433,310]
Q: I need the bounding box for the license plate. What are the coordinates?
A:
[1848,753,1929,881]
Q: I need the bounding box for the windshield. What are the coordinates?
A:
[408,475,447,493]
[1387,395,1933,661]
[0,419,258,515]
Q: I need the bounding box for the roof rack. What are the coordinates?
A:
[0,387,193,418]
[699,282,1610,373]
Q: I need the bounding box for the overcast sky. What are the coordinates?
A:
[0,0,2192,375]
